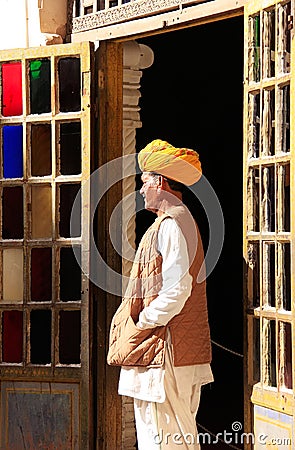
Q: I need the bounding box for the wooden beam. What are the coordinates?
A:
[95,40,123,450]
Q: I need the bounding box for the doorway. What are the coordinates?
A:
[136,16,244,449]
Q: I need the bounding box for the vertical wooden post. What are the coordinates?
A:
[95,40,123,450]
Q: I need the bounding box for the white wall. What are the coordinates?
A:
[28,0,43,47]
[0,0,67,50]
[0,0,28,49]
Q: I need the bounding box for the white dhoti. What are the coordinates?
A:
[133,342,211,449]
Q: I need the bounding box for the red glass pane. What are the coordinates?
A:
[2,62,23,117]
[2,310,23,363]
[31,248,52,302]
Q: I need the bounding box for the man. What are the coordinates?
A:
[108,139,213,449]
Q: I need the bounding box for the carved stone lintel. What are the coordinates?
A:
[72,0,200,32]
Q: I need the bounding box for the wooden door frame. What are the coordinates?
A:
[94,40,124,450]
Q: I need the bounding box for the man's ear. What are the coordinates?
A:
[157,175,164,188]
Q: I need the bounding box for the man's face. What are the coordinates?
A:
[140,172,160,213]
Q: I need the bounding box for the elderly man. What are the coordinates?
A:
[108,139,213,449]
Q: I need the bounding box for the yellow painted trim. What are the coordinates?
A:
[246,0,282,15]
[251,384,294,415]
[0,41,91,62]
[290,2,295,417]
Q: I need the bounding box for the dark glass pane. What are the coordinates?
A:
[59,310,81,364]
[254,15,260,81]
[262,242,276,307]
[2,310,23,363]
[283,243,291,311]
[58,58,81,112]
[60,122,81,175]
[31,124,51,176]
[30,59,51,114]
[262,166,275,232]
[31,248,52,302]
[278,85,290,153]
[247,242,260,308]
[269,10,275,77]
[249,15,260,82]
[3,125,23,178]
[30,310,51,364]
[281,3,291,74]
[253,318,260,383]
[269,90,275,155]
[248,92,260,158]
[2,62,23,116]
[59,183,81,238]
[2,186,23,239]
[283,164,290,232]
[268,243,276,307]
[60,247,81,301]
[248,167,260,232]
[268,319,277,387]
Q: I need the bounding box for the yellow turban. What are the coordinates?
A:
[138,139,202,186]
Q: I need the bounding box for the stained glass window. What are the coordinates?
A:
[0,44,90,378]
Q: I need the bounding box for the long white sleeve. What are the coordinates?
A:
[137,218,192,329]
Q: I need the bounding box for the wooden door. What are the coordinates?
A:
[0,41,93,449]
[243,0,294,447]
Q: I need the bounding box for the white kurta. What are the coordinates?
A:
[118,218,213,402]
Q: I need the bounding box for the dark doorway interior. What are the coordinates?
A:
[136,16,244,449]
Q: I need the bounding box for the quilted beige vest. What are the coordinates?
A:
[107,204,212,368]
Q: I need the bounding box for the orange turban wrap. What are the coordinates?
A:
[138,139,202,186]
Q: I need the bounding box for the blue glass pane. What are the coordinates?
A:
[3,125,23,178]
